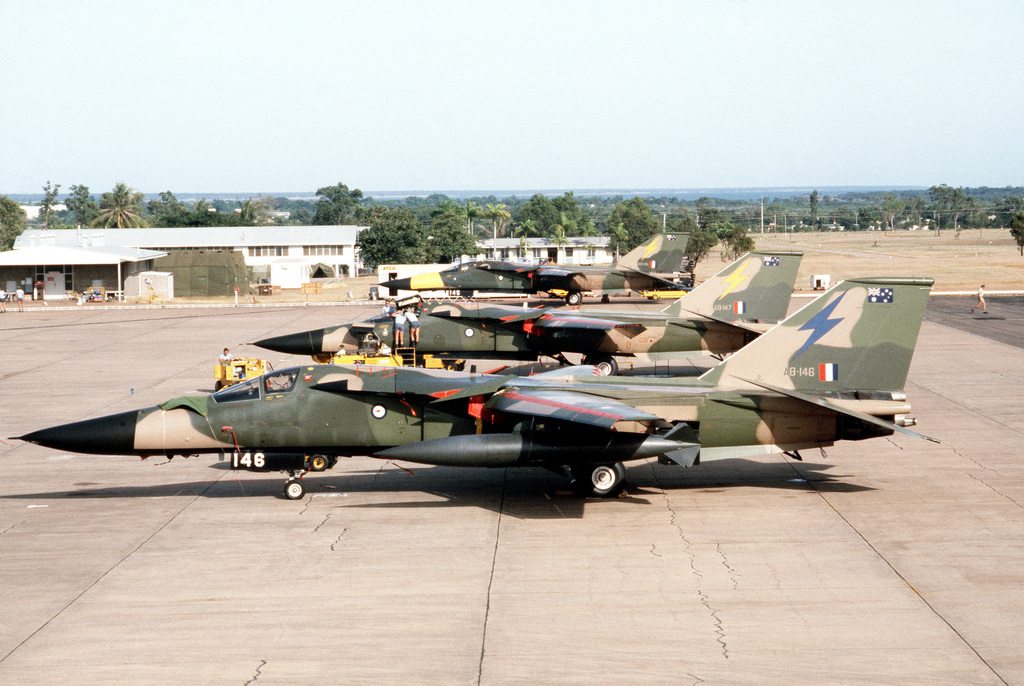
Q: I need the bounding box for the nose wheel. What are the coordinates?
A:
[284,478,306,500]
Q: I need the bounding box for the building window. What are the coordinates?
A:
[302,245,345,256]
[248,246,284,257]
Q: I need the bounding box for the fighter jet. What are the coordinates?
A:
[255,250,803,375]
[381,232,690,305]
[17,277,936,500]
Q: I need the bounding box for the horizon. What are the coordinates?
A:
[7,184,951,205]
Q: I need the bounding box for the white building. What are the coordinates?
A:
[14,225,365,284]
[479,236,613,264]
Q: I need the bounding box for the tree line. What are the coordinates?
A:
[4,181,1023,260]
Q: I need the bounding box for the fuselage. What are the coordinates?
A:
[20,364,905,468]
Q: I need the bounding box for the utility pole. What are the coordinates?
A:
[760,197,764,234]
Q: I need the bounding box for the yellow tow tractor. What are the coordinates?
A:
[312,348,456,370]
[641,288,691,300]
[215,358,272,390]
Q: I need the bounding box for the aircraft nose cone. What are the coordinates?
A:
[254,329,326,356]
[381,277,411,294]
[16,410,140,455]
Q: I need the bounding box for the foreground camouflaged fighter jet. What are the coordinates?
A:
[381,232,690,305]
[18,277,935,500]
[255,250,803,375]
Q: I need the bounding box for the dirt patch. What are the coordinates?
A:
[698,228,1023,291]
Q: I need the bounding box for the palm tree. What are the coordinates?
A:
[514,219,539,260]
[485,203,511,256]
[550,225,569,263]
[609,222,628,260]
[465,201,484,237]
[238,196,271,225]
[92,182,147,228]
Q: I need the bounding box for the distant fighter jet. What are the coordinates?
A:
[381,232,691,305]
[255,250,804,375]
[18,277,936,500]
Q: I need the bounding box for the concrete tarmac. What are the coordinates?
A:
[1,299,1022,684]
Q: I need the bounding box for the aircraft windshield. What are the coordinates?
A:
[264,369,299,394]
[212,377,261,403]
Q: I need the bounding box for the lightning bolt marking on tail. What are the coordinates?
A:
[717,259,754,300]
[793,291,847,359]
[641,236,663,259]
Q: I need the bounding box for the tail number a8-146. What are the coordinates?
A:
[232,451,265,469]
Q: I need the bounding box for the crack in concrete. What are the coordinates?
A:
[312,513,331,533]
[650,462,729,660]
[330,528,349,552]
[884,437,905,450]
[243,659,267,685]
[687,671,706,686]
[476,469,507,686]
[371,461,389,485]
[716,543,740,590]
[954,447,995,472]
[0,521,21,538]
[967,473,1024,511]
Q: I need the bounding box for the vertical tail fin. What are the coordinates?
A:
[700,277,934,393]
[661,250,803,322]
[615,233,689,274]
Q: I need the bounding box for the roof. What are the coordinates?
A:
[15,226,365,250]
[0,245,166,266]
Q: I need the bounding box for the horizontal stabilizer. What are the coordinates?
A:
[737,377,940,443]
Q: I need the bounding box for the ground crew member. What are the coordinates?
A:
[406,308,420,344]
[219,348,234,383]
[394,308,407,346]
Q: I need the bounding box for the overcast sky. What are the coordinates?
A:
[1,0,1020,196]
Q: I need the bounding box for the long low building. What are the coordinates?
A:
[8,226,364,297]
[0,244,165,300]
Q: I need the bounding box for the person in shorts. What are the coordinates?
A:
[970,284,987,314]
[406,307,420,344]
[393,308,407,346]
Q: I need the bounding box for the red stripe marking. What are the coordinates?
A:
[429,388,462,399]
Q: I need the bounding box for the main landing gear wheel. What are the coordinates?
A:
[284,479,305,500]
[308,455,329,472]
[583,354,618,376]
[573,462,626,497]
[565,291,583,306]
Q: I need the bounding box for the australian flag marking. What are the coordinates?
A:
[867,287,894,303]
[763,256,780,266]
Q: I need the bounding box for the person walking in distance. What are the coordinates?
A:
[970,284,987,314]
